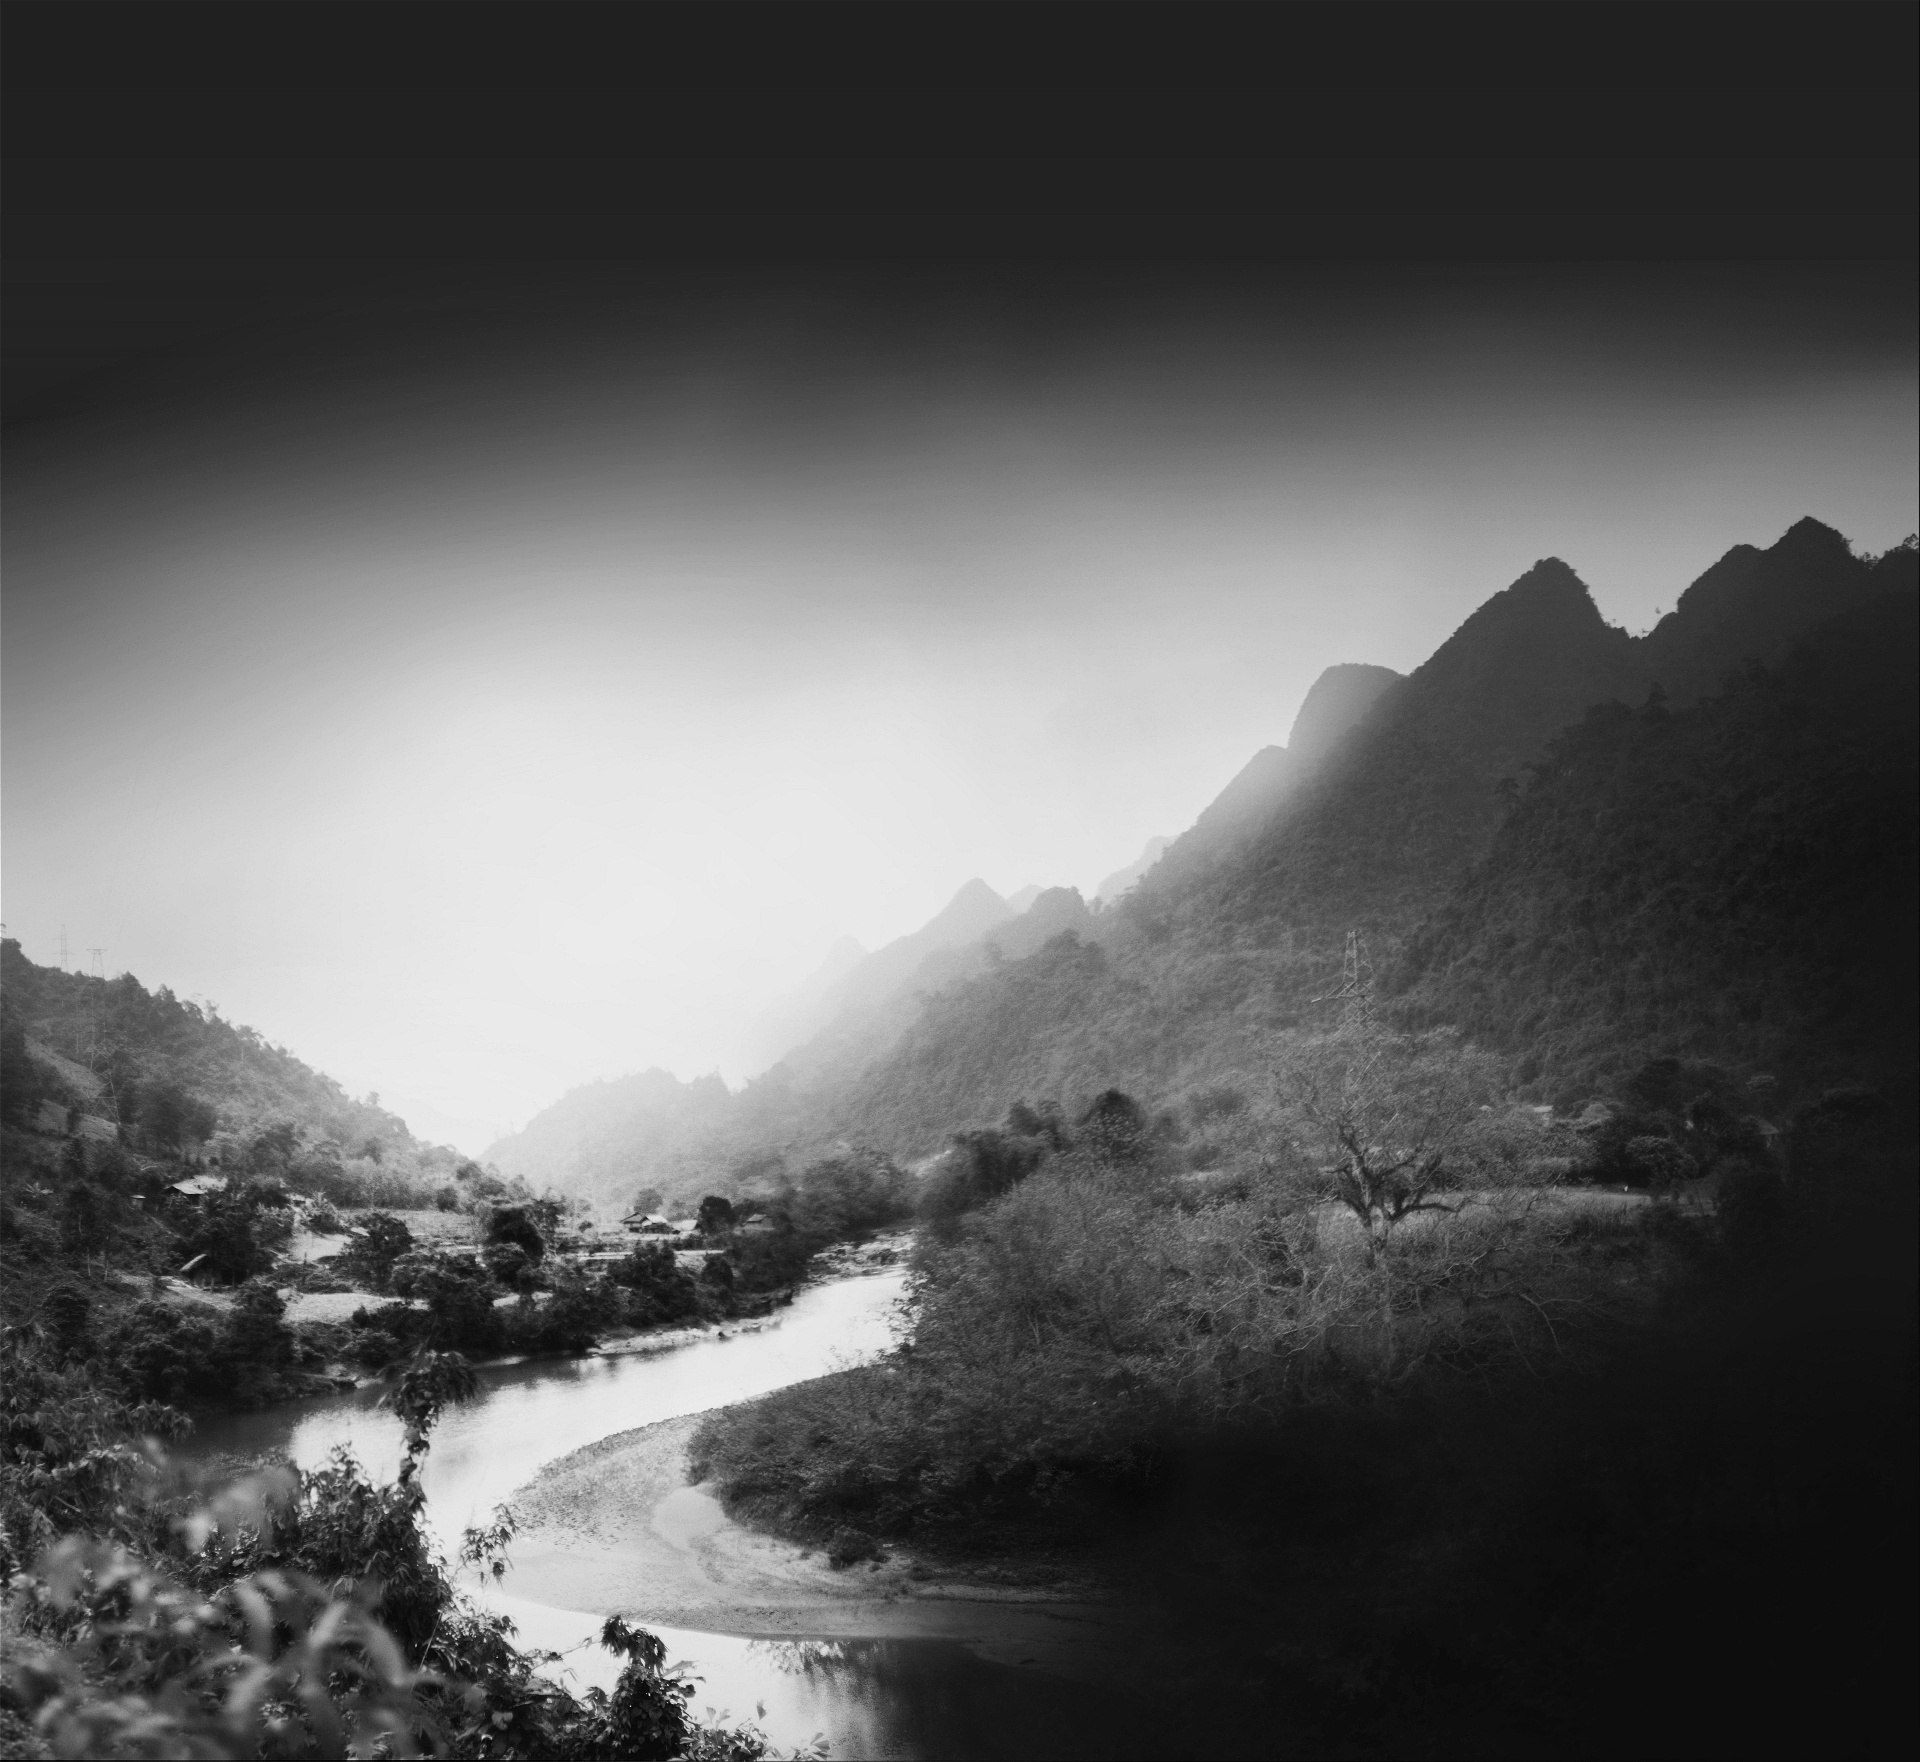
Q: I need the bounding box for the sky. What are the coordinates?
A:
[4,261,1915,1152]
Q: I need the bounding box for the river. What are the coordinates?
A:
[190,1272,1165,1760]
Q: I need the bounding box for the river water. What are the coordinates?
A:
[190,1274,1163,1759]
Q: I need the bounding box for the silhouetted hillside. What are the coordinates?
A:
[496,519,1914,1193]
[1641,514,1884,705]
[1398,578,1919,1103]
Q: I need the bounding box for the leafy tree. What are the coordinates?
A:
[611,1241,703,1324]
[696,1193,736,1236]
[482,1239,540,1293]
[1624,1135,1696,1192]
[136,1081,191,1152]
[57,1180,104,1253]
[921,1127,1048,1227]
[485,1202,546,1263]
[248,1119,300,1172]
[337,1211,415,1291]
[0,1016,48,1126]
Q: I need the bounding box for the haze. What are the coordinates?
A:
[5,264,1914,1151]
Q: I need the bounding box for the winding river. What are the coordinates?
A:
[190,1273,1161,1760]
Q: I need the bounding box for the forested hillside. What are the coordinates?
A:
[1,946,423,1163]
[1399,574,1919,1103]
[490,518,1915,1206]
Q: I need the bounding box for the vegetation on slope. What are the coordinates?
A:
[1398,579,1919,1104]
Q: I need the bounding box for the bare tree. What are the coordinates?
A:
[1273,933,1496,1264]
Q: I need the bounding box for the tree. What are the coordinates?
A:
[137,1081,192,1152]
[1275,1020,1496,1265]
[696,1194,736,1237]
[248,1119,300,1173]
[338,1212,415,1291]
[177,1193,281,1284]
[485,1203,545,1263]
[0,1017,47,1126]
[482,1239,540,1292]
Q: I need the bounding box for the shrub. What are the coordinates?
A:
[336,1212,415,1291]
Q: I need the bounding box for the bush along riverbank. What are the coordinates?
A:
[1,1345,779,1761]
[691,1073,1918,1758]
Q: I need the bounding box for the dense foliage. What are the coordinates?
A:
[2,1349,774,1760]
[1398,585,1919,1104]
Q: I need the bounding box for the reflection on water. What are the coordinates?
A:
[190,1272,907,1556]
[509,1599,1171,1762]
[189,1271,1171,1759]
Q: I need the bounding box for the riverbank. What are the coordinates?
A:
[508,1411,1137,1688]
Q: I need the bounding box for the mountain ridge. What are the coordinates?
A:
[487,517,1912,1203]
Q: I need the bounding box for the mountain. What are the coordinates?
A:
[483,1066,736,1207]
[495,518,1912,1197]
[739,881,1012,1077]
[1005,885,1046,914]
[1161,661,1404,879]
[1284,662,1403,769]
[739,935,867,1074]
[1094,837,1171,904]
[1641,515,1880,705]
[1399,572,1918,1101]
[987,886,1094,959]
[824,519,1911,1144]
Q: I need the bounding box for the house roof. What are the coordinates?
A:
[167,1174,228,1197]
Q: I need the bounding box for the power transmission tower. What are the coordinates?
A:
[1314,929,1380,1105]
[59,924,69,969]
[88,948,106,1071]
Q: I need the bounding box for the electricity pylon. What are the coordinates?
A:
[1315,929,1380,1105]
[87,948,105,1071]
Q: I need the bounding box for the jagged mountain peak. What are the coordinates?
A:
[1776,514,1853,558]
[1642,514,1874,704]
[1410,557,1625,703]
[1461,556,1603,627]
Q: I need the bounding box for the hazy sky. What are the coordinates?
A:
[4,262,1914,1151]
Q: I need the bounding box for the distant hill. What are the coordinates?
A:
[1156,660,1403,883]
[482,1066,736,1208]
[1095,837,1171,904]
[738,936,867,1074]
[490,518,1915,1200]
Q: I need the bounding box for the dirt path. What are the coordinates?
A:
[508,1414,1137,1682]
